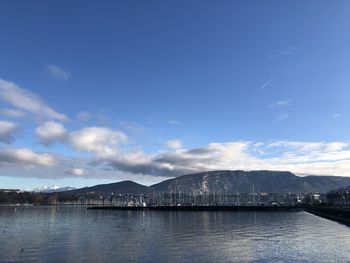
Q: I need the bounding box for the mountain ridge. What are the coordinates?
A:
[150,170,350,193]
[68,180,148,195]
[64,170,350,194]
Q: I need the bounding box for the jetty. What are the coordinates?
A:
[87,205,303,212]
[304,206,350,226]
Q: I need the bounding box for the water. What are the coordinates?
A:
[1,206,350,263]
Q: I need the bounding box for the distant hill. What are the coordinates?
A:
[68,180,149,195]
[66,170,350,195]
[150,170,350,193]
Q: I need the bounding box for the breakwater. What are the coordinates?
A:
[304,206,350,226]
[87,205,303,212]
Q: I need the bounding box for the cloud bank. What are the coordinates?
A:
[3,136,350,180]
[1,78,350,182]
[0,148,56,167]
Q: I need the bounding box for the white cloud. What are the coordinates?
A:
[5,117,350,179]
[165,139,183,150]
[269,99,291,108]
[65,168,86,176]
[0,79,68,121]
[0,148,56,166]
[36,123,128,157]
[0,108,27,118]
[35,121,68,145]
[69,127,127,155]
[0,120,19,143]
[2,138,350,179]
[45,64,71,80]
[99,141,265,177]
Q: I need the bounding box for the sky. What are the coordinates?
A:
[1,1,350,189]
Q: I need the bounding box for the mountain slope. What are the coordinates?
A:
[68,180,149,195]
[66,170,350,195]
[150,170,350,193]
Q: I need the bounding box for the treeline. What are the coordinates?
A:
[0,191,79,205]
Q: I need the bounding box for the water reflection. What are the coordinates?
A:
[1,207,350,262]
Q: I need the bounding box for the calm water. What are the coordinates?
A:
[1,206,350,263]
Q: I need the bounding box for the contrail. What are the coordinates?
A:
[261,78,272,89]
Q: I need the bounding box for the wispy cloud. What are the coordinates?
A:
[0,108,27,118]
[332,113,340,119]
[45,64,71,80]
[76,111,111,126]
[77,111,91,122]
[279,46,297,56]
[267,141,348,153]
[275,114,289,121]
[269,99,291,108]
[168,120,182,126]
[0,78,68,121]
[119,120,145,135]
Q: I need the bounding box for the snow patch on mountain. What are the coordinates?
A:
[28,185,75,193]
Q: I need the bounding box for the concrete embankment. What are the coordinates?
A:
[304,206,350,226]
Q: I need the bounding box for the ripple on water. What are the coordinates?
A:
[1,208,350,263]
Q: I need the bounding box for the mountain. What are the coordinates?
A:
[68,180,149,195]
[150,170,350,193]
[66,170,350,195]
[30,185,76,193]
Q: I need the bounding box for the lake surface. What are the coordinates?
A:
[1,206,350,263]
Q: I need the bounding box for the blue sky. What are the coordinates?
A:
[1,1,350,189]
